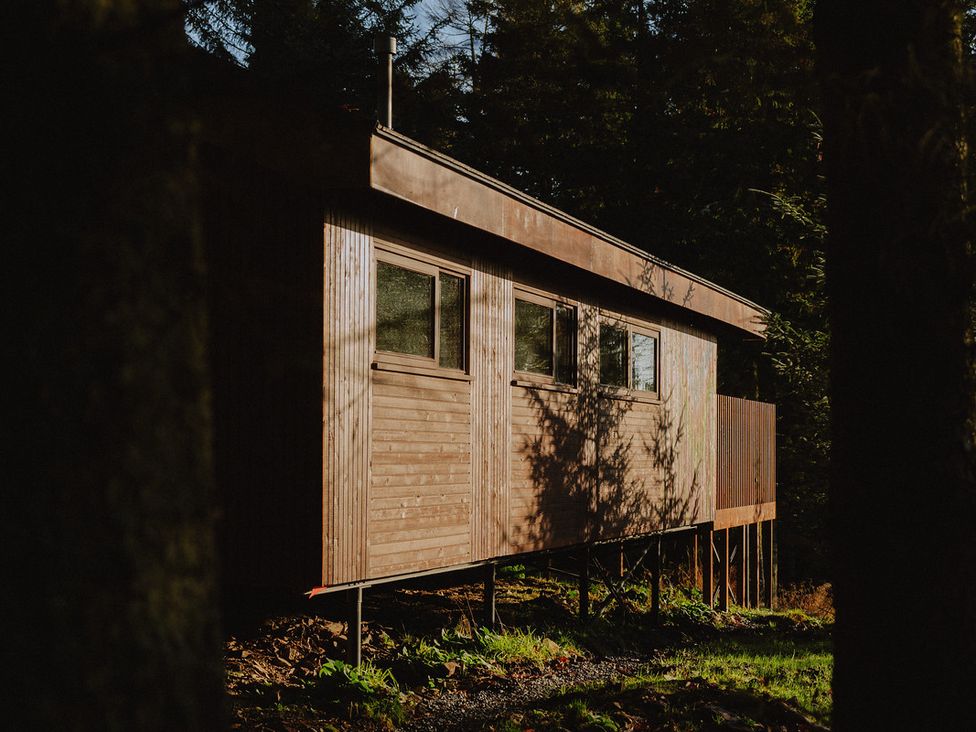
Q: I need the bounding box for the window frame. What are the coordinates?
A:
[598,313,661,401]
[512,286,578,387]
[373,246,470,378]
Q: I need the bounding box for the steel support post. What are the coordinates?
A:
[720,528,730,612]
[483,563,496,630]
[579,546,590,622]
[347,586,362,667]
[651,536,661,626]
[701,525,714,608]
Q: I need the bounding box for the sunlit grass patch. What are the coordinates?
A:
[476,626,579,667]
[649,635,833,723]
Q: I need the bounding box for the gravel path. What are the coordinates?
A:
[403,655,650,731]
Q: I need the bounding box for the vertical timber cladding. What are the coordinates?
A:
[509,299,718,553]
[591,315,717,538]
[323,210,372,585]
[661,320,716,526]
[470,260,513,561]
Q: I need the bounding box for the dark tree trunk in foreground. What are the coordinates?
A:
[4,2,223,728]
[815,2,976,728]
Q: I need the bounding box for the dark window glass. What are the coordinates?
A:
[554,304,576,385]
[514,299,553,374]
[376,261,434,357]
[599,324,628,387]
[439,273,464,369]
[632,332,657,392]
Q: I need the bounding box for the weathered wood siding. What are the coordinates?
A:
[714,395,775,529]
[510,386,585,552]
[506,304,717,553]
[470,261,513,560]
[589,316,715,540]
[323,211,372,585]
[368,370,472,577]
[323,216,720,585]
[661,320,717,526]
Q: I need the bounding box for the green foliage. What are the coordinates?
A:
[498,562,527,578]
[316,658,398,700]
[396,624,577,684]
[475,626,575,666]
[665,595,717,627]
[758,185,830,581]
[314,658,404,724]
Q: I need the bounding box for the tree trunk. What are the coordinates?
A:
[5,2,223,728]
[815,2,976,728]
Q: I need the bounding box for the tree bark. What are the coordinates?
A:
[5,2,223,728]
[815,2,976,728]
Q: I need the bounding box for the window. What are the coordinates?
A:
[599,320,659,395]
[514,293,576,384]
[375,253,466,370]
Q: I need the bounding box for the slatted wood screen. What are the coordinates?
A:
[716,395,776,511]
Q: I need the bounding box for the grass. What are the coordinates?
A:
[313,658,404,725]
[476,626,578,666]
[484,579,833,731]
[229,572,834,730]
[395,625,579,684]
[651,634,833,723]
[489,629,832,731]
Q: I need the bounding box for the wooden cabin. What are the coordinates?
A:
[201,84,776,629]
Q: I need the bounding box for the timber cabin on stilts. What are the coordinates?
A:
[203,38,778,665]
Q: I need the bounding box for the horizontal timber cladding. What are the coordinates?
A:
[508,302,718,553]
[323,215,720,586]
[367,369,473,577]
[715,395,776,527]
[323,210,372,585]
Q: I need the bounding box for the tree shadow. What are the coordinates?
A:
[512,322,702,553]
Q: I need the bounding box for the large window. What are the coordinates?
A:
[375,252,466,371]
[514,292,576,385]
[599,320,659,395]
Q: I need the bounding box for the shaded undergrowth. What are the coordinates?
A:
[226,568,832,730]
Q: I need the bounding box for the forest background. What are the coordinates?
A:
[190,0,832,584]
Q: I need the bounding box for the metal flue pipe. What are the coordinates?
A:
[373,34,397,128]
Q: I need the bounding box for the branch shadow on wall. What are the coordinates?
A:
[512,369,701,557]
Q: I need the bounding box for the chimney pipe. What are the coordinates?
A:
[373,34,397,128]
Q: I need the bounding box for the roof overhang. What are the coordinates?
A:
[366,127,767,338]
[197,65,767,338]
